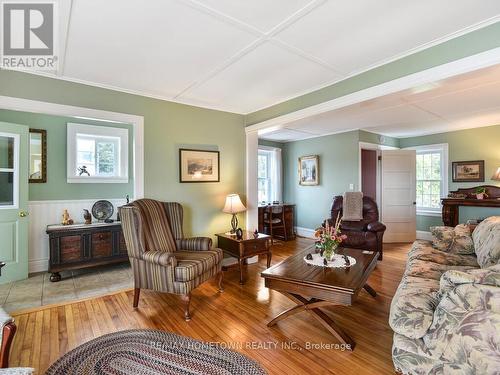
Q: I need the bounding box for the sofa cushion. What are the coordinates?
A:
[174,248,223,282]
[430,226,454,252]
[389,276,440,339]
[430,224,474,255]
[392,333,439,375]
[472,216,500,268]
[408,240,478,267]
[422,267,500,374]
[405,258,478,280]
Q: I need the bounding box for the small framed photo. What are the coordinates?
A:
[298,155,319,186]
[179,149,220,183]
[452,160,484,182]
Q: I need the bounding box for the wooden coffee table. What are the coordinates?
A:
[261,246,378,350]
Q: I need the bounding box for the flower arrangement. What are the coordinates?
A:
[314,213,347,261]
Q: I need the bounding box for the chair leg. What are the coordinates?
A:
[0,322,16,368]
[181,293,191,321]
[133,287,140,308]
[216,271,224,292]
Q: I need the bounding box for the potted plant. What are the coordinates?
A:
[314,213,347,261]
[475,187,488,199]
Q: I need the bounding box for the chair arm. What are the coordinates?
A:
[177,237,212,251]
[367,221,386,232]
[142,251,177,267]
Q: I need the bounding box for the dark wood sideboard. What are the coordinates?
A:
[442,185,500,227]
[46,222,129,282]
[258,204,296,241]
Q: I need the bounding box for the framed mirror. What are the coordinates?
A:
[29,129,47,183]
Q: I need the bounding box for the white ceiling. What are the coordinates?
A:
[37,0,500,114]
[259,63,500,141]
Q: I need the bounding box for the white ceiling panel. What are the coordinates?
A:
[261,128,316,142]
[413,81,500,117]
[259,63,500,142]
[193,0,314,33]
[180,41,341,113]
[275,0,500,75]
[63,0,257,98]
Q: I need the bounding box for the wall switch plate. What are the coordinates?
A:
[349,183,354,190]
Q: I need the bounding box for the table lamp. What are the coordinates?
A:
[223,194,246,234]
[492,167,500,181]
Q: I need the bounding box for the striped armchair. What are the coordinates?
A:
[119,199,224,321]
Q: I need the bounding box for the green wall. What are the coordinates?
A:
[400,124,500,231]
[358,130,400,148]
[282,130,360,229]
[0,110,134,201]
[0,70,246,238]
[245,22,500,125]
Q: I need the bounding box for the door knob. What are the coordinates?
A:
[19,211,29,217]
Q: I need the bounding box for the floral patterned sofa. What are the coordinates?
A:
[389,216,500,374]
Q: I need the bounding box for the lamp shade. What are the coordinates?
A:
[492,167,500,181]
[223,194,246,214]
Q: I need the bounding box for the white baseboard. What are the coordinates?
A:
[416,230,433,241]
[29,259,49,273]
[295,226,316,239]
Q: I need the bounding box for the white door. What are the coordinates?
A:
[381,150,416,243]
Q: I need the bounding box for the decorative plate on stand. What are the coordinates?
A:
[92,200,114,222]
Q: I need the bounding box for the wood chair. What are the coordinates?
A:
[0,308,16,368]
[263,205,287,245]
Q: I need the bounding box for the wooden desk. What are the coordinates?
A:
[442,185,500,227]
[258,204,295,241]
[216,231,271,285]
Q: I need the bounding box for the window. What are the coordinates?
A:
[67,123,129,183]
[412,144,448,216]
[258,147,282,204]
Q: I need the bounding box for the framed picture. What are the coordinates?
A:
[179,148,220,183]
[298,155,319,185]
[452,160,484,182]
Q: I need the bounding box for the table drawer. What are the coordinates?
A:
[243,239,268,256]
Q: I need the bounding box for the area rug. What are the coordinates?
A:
[45,329,267,375]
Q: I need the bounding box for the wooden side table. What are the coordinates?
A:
[216,231,271,285]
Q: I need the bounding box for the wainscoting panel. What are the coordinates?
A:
[28,199,127,273]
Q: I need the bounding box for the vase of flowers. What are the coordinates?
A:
[314,213,347,261]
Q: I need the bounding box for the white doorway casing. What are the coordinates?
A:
[0,95,145,272]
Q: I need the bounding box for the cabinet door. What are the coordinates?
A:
[59,235,83,263]
[118,232,128,256]
[91,231,113,258]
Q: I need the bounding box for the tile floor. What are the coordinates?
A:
[0,262,133,313]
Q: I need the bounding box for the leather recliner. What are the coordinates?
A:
[325,195,386,260]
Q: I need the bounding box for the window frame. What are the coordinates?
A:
[406,143,448,217]
[258,149,272,203]
[67,123,129,183]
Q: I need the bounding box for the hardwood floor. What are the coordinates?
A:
[9,238,409,374]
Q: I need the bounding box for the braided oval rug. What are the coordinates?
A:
[45,329,267,375]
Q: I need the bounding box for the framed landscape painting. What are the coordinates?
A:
[452,160,484,182]
[179,149,220,183]
[298,155,319,185]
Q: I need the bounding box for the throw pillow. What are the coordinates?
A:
[449,224,474,255]
[431,226,454,252]
[472,216,500,268]
[430,225,474,255]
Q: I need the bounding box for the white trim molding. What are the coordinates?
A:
[247,47,500,134]
[295,226,316,239]
[416,230,433,241]
[0,95,144,198]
